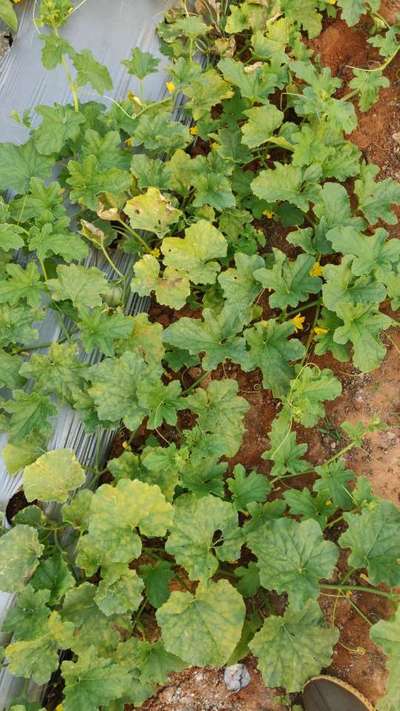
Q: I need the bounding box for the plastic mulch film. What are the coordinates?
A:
[0,1,173,706]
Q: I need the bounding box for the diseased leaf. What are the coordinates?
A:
[62,647,131,711]
[250,601,339,692]
[0,525,43,593]
[370,607,400,711]
[47,264,110,312]
[124,187,181,237]
[241,104,284,149]
[339,501,400,586]
[162,220,227,284]
[157,580,245,666]
[248,518,338,606]
[95,565,144,616]
[23,449,85,504]
[185,379,249,458]
[251,163,320,212]
[166,494,242,582]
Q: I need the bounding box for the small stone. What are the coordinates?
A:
[224,663,251,692]
[393,131,400,145]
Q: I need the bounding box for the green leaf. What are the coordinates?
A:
[0,525,43,592]
[370,607,400,711]
[131,255,190,310]
[31,554,75,605]
[241,104,284,149]
[227,464,270,512]
[244,319,305,396]
[283,488,333,529]
[286,366,342,427]
[23,449,85,504]
[218,57,282,103]
[0,141,53,194]
[138,378,183,429]
[339,501,400,587]
[0,0,17,31]
[337,0,378,26]
[4,390,56,444]
[333,303,392,372]
[0,223,25,252]
[20,342,88,404]
[251,163,320,212]
[157,579,245,666]
[0,262,43,306]
[95,565,144,616]
[162,220,227,284]
[185,67,233,120]
[47,264,110,312]
[88,351,148,430]
[122,47,160,79]
[72,49,113,93]
[139,560,174,608]
[262,412,309,478]
[322,259,385,314]
[33,104,85,156]
[327,226,400,282]
[62,647,130,711]
[355,163,400,225]
[250,600,339,692]
[134,111,191,154]
[78,307,134,356]
[163,307,248,371]
[3,585,50,640]
[40,33,74,69]
[185,379,249,458]
[254,249,321,309]
[218,252,264,319]
[313,460,355,511]
[166,494,241,582]
[248,518,338,606]
[234,563,261,598]
[67,155,131,210]
[124,187,181,237]
[349,69,389,112]
[313,181,365,254]
[0,349,24,389]
[115,638,184,706]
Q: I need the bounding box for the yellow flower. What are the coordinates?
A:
[125,137,134,147]
[166,81,176,93]
[263,209,274,219]
[325,499,333,507]
[327,0,337,5]
[314,326,328,336]
[211,142,219,150]
[291,314,305,331]
[127,91,143,107]
[150,247,161,257]
[122,441,129,450]
[310,261,324,277]
[190,125,198,136]
[55,705,64,711]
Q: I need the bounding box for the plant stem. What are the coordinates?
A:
[115,219,152,254]
[320,583,398,601]
[182,370,210,394]
[286,298,322,318]
[99,242,125,279]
